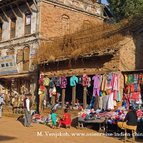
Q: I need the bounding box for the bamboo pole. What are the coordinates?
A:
[72,86,76,107]
[83,87,87,109]
[62,88,66,108]
[51,95,55,106]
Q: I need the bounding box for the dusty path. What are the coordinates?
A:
[0,117,142,143]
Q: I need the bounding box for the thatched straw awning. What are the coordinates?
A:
[33,20,129,64]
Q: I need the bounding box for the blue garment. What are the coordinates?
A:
[107,73,112,84]
[70,75,78,86]
[89,96,96,109]
[49,80,55,88]
[99,90,102,97]
[134,83,138,92]
[122,100,127,108]
[133,74,138,84]
[51,77,60,87]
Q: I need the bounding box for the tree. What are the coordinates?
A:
[107,0,143,21]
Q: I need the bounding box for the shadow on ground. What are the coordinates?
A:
[0,135,17,141]
[17,115,24,126]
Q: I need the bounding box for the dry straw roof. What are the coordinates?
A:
[33,20,128,64]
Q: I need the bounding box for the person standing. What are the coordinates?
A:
[23,93,32,127]
[0,94,5,118]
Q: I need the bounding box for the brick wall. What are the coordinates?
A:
[119,36,136,71]
[133,33,143,69]
[39,1,103,39]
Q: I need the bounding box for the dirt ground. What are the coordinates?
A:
[0,116,143,143]
[0,106,143,143]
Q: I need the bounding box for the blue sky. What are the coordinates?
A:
[101,0,108,5]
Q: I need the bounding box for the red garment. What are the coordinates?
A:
[124,85,130,94]
[130,84,134,93]
[131,92,140,101]
[40,85,45,91]
[39,78,44,85]
[137,84,141,92]
[81,113,86,119]
[82,74,89,87]
[59,113,71,126]
[136,110,143,118]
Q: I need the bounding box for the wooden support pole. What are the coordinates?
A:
[1,9,9,21]
[10,5,18,18]
[51,95,55,106]
[62,88,65,108]
[72,86,76,107]
[83,87,87,109]
[0,16,3,23]
[25,1,32,14]
[15,3,23,17]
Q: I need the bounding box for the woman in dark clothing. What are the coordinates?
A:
[124,106,137,126]
[117,106,138,130]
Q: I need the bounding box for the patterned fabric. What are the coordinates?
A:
[43,77,50,86]
[82,74,89,87]
[60,76,67,89]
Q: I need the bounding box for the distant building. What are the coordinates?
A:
[0,0,105,98]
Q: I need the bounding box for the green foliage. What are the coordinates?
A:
[107,0,143,21]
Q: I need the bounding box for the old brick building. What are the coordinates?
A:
[0,0,105,99]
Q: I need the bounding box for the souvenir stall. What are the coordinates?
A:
[123,72,143,109]
[76,71,143,133]
[37,71,122,110]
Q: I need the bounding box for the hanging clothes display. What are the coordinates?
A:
[43,76,50,87]
[70,75,78,86]
[124,73,143,109]
[92,74,102,96]
[78,76,82,84]
[60,76,67,89]
[90,72,121,110]
[82,74,89,87]
[38,71,122,110]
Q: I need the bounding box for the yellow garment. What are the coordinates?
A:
[102,91,107,96]
[124,74,128,84]
[117,122,137,131]
[101,75,107,91]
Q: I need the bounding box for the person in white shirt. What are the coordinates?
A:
[23,93,32,127]
[0,94,4,118]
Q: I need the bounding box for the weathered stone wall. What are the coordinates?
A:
[133,33,143,69]
[119,36,136,71]
[40,1,103,39]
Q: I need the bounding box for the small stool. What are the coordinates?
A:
[77,122,84,129]
[124,126,137,143]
